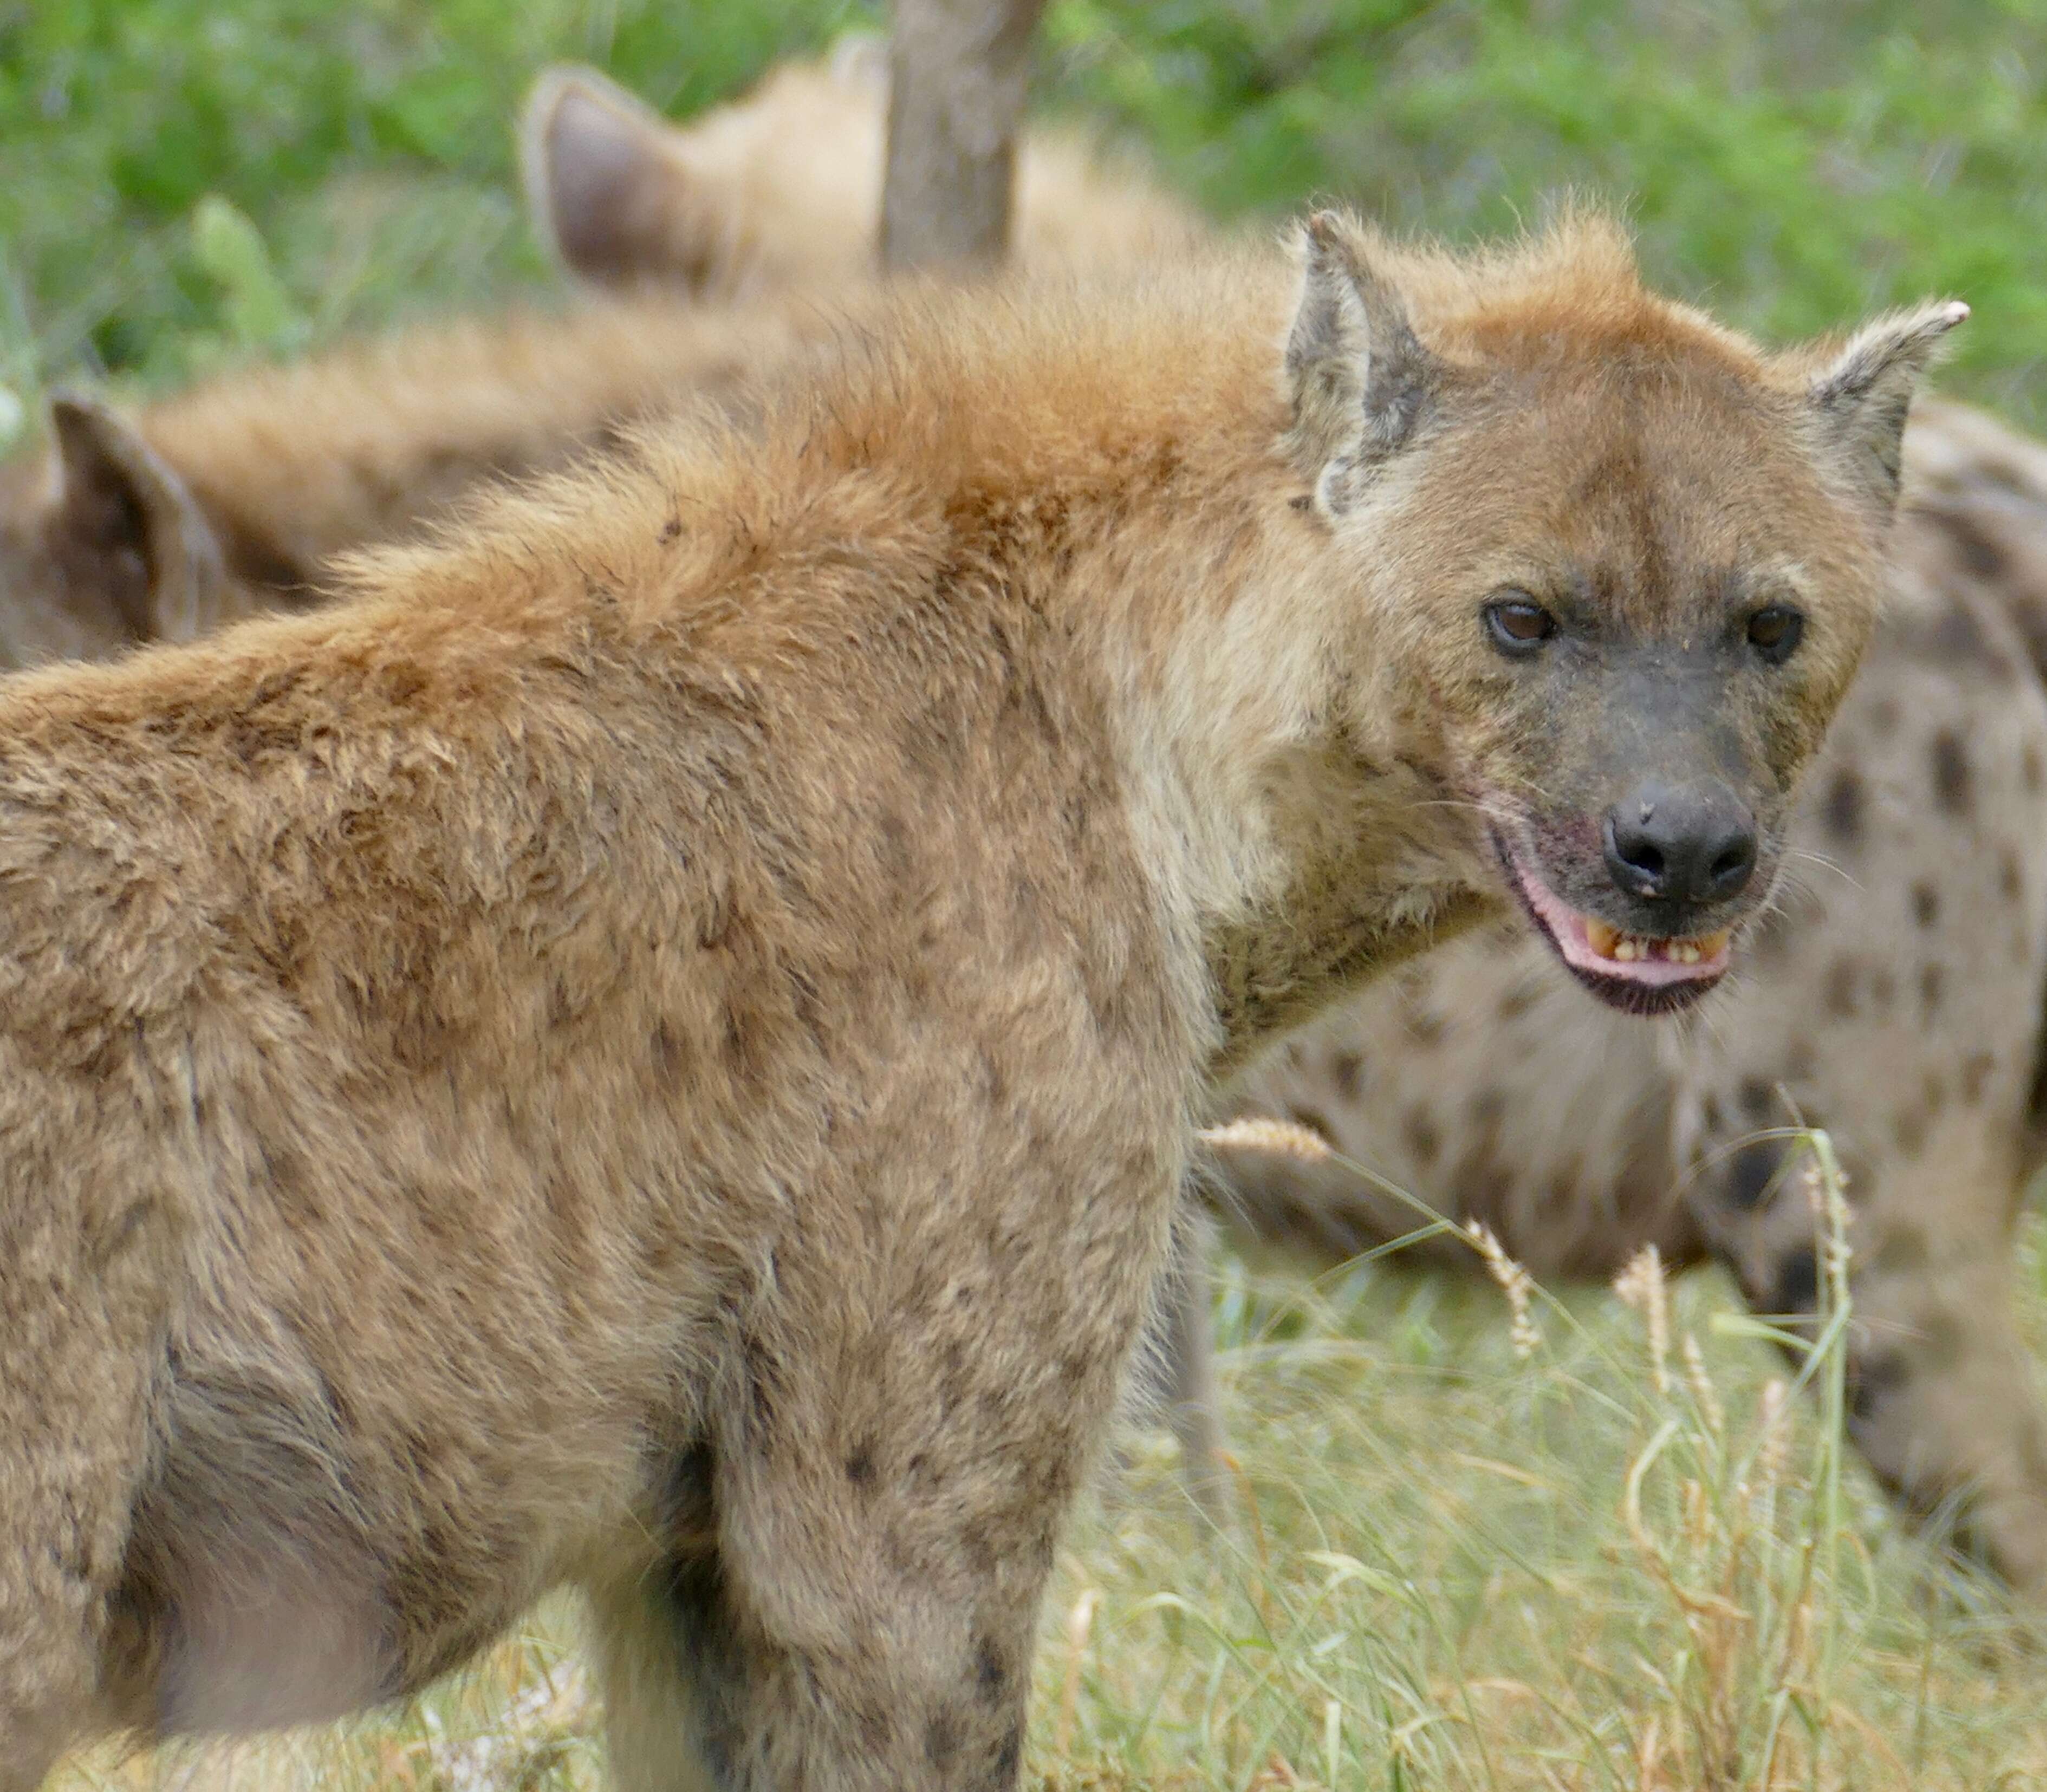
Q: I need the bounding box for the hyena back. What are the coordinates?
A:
[0,294,844,667]
[0,219,1946,1788]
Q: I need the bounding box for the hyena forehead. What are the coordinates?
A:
[1285,210,1968,585]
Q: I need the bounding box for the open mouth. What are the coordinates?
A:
[1491,831,1731,1014]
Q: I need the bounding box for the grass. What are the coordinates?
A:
[53,1138,2047,1790]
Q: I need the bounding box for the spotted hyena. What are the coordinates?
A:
[0,211,1947,1788]
[548,48,2047,1590]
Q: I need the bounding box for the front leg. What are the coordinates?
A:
[593,1138,1183,1789]
[0,1201,165,1787]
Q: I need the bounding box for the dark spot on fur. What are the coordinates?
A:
[992,1722,1024,1786]
[1920,1314,1965,1372]
[658,517,682,544]
[1737,1077,1774,1121]
[2026,745,2044,794]
[1849,1352,1912,1424]
[1929,591,2016,676]
[1542,1161,1581,1214]
[878,813,914,882]
[1895,1107,1927,1158]
[1700,1095,1724,1135]
[1922,1070,1948,1117]
[1931,728,1973,815]
[1286,1105,1335,1145]
[974,1635,1008,1701]
[2001,847,2024,903]
[1773,1247,1819,1315]
[1947,512,2009,578]
[1961,1051,1995,1105]
[1402,1104,1440,1169]
[927,1712,960,1770]
[652,1020,684,1087]
[1912,883,1939,928]
[1825,957,1859,1019]
[977,1045,1007,1106]
[1497,981,1539,1022]
[1873,1227,1929,1274]
[1471,1087,1507,1126]
[1821,767,1863,844]
[1724,1139,1784,1212]
[1919,962,1945,1021]
[846,1446,876,1487]
[1331,1051,1364,1098]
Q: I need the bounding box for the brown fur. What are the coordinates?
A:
[0,220,1932,1787]
[0,295,847,666]
[532,53,2047,1585]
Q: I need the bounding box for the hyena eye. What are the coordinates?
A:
[1746,604,1804,665]
[1482,595,1556,656]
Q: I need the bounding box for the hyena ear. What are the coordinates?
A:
[1284,211,1440,516]
[519,64,727,294]
[827,29,890,92]
[1804,299,1970,514]
[47,392,226,644]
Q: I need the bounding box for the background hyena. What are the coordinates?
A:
[0,212,1951,1789]
[531,44,2047,1593]
[0,294,857,667]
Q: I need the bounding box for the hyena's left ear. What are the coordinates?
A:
[1283,210,1442,517]
[1804,299,1970,514]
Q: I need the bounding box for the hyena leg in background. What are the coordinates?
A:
[1144,1190,1228,1523]
[1679,576,2047,1594]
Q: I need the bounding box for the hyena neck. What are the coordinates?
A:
[1089,501,1494,1081]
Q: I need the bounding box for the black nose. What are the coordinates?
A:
[1603,784,1757,908]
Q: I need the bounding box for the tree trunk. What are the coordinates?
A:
[881,0,1049,270]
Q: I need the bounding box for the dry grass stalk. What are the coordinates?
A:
[1613,1242,1672,1395]
[1056,1586,1100,1758]
[1463,1218,1542,1357]
[1681,1330,1725,1437]
[1198,1117,1334,1162]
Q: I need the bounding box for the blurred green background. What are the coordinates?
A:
[3,0,2046,424]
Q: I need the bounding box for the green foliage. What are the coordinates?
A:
[5,0,2047,423]
[0,0,876,387]
[1043,0,2047,423]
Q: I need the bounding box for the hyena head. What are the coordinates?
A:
[0,392,225,666]
[1285,211,1964,1014]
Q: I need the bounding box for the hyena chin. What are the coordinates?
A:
[0,214,1950,1790]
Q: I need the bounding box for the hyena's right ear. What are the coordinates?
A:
[46,392,226,644]
[1283,211,1442,518]
[520,64,729,294]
